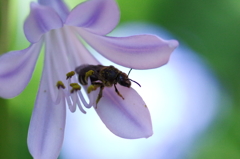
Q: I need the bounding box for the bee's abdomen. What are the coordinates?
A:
[75,64,102,85]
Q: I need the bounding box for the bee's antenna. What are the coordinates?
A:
[127,68,141,87]
[128,68,132,76]
[128,78,141,87]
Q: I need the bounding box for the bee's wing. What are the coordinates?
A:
[76,64,105,73]
[75,64,104,84]
[75,64,89,74]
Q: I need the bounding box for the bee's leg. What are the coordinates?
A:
[83,70,94,85]
[114,84,124,100]
[87,82,104,108]
[95,84,104,107]
[87,82,102,93]
[87,84,99,94]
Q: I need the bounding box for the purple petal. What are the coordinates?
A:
[24,2,63,43]
[43,28,74,101]
[61,26,100,66]
[66,0,119,35]
[0,41,42,98]
[96,85,152,139]
[38,0,69,21]
[28,63,66,159]
[77,28,179,69]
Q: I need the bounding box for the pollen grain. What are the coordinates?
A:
[66,71,75,79]
[70,83,81,93]
[56,81,65,89]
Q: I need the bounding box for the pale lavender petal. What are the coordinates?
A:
[77,28,179,69]
[0,41,42,98]
[27,63,66,159]
[24,2,63,43]
[38,0,69,21]
[61,26,99,66]
[41,31,76,120]
[66,0,119,35]
[96,85,152,139]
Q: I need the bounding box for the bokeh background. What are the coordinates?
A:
[0,0,239,158]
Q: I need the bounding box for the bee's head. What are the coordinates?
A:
[117,72,141,88]
[117,73,131,87]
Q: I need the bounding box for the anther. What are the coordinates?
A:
[56,81,65,89]
[70,83,81,93]
[66,71,75,79]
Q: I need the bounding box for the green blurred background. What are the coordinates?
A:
[0,0,239,158]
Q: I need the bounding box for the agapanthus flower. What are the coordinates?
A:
[0,0,178,158]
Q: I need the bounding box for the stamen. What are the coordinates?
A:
[62,70,97,113]
[69,92,77,113]
[69,83,87,113]
[67,76,72,96]
[77,91,92,108]
[70,83,81,93]
[66,96,73,110]
[76,96,86,114]
[56,81,65,89]
[66,71,75,80]
[55,81,65,105]
[54,90,62,105]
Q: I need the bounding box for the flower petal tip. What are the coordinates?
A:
[94,86,153,139]
[145,130,153,139]
[168,39,179,49]
[30,1,37,8]
[141,122,153,139]
[24,2,63,43]
[66,0,119,35]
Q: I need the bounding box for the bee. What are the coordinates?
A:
[75,64,141,105]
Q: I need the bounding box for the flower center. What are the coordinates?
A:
[55,70,95,114]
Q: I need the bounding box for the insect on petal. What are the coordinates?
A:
[96,86,153,139]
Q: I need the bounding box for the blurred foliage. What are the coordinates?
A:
[1,0,240,158]
[0,0,41,158]
[0,0,9,54]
